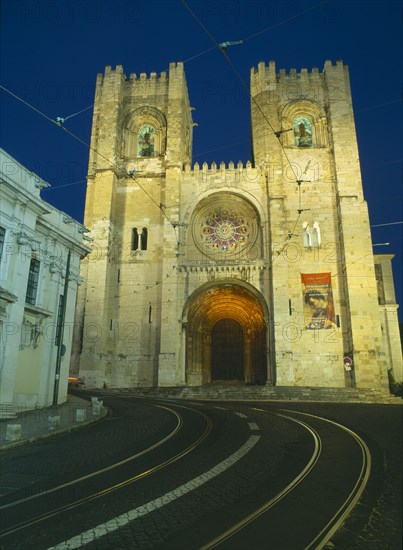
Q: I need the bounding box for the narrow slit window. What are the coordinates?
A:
[140,228,148,251]
[132,228,139,251]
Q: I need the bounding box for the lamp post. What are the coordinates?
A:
[53,249,71,406]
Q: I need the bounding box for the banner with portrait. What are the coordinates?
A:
[301,273,336,330]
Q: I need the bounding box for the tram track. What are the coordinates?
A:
[199,406,372,550]
[0,401,212,540]
[0,399,381,550]
[296,409,372,550]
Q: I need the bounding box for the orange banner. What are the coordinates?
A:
[301,273,336,330]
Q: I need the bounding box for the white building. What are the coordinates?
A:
[0,149,90,417]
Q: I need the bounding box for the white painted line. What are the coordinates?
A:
[248,422,259,431]
[48,435,261,550]
[235,412,248,418]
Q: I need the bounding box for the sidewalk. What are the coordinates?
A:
[0,393,107,451]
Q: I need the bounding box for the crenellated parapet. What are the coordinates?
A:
[184,160,253,172]
[95,63,186,99]
[89,62,192,171]
[125,69,169,96]
[250,59,349,103]
[182,160,259,187]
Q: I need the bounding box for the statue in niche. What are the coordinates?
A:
[294,116,312,147]
[137,125,155,157]
[303,221,321,248]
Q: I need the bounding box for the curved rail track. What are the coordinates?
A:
[0,398,373,550]
[200,406,372,550]
[0,401,212,540]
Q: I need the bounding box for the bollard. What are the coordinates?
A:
[92,400,103,416]
[6,424,22,442]
[91,397,98,407]
[48,415,60,431]
[75,408,87,422]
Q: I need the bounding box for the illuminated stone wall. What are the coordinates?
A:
[75,61,402,390]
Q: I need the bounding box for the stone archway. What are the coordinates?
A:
[184,282,268,386]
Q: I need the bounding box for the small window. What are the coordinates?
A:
[137,125,155,157]
[132,228,139,251]
[0,226,5,263]
[26,258,40,305]
[303,222,321,248]
[132,227,148,251]
[140,228,148,251]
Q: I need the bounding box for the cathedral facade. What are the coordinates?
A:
[73,60,402,391]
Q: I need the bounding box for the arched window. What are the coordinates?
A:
[132,228,139,251]
[122,107,167,160]
[302,222,321,248]
[137,125,155,157]
[281,101,327,148]
[131,227,148,251]
[140,228,148,250]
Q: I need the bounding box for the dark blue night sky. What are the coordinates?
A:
[1,0,402,317]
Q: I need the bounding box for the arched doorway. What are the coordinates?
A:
[184,281,269,386]
[211,319,244,380]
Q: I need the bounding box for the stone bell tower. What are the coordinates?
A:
[250,59,390,390]
[75,63,193,388]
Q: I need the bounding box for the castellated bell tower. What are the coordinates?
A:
[75,63,193,388]
[73,59,401,392]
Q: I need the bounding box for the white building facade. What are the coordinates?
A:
[0,149,89,417]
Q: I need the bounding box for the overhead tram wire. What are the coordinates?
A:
[11,2,332,129]
[179,0,314,260]
[179,0,330,67]
[0,83,180,240]
[177,0,321,179]
[371,221,403,228]
[179,0,296,175]
[2,92,398,298]
[239,0,330,44]
[188,99,402,165]
[2,67,399,293]
[1,90,192,302]
[56,103,94,125]
[178,1,401,266]
[0,84,187,300]
[2,0,391,138]
[41,179,87,191]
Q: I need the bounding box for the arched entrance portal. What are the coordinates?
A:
[185,282,268,386]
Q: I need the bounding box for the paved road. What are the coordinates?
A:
[0,394,401,550]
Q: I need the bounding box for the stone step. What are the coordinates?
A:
[105,386,402,404]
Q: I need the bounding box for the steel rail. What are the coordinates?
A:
[0,402,182,511]
[281,409,372,550]
[0,402,212,538]
[199,409,322,549]
[201,406,371,550]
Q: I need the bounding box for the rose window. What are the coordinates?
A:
[200,209,249,252]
